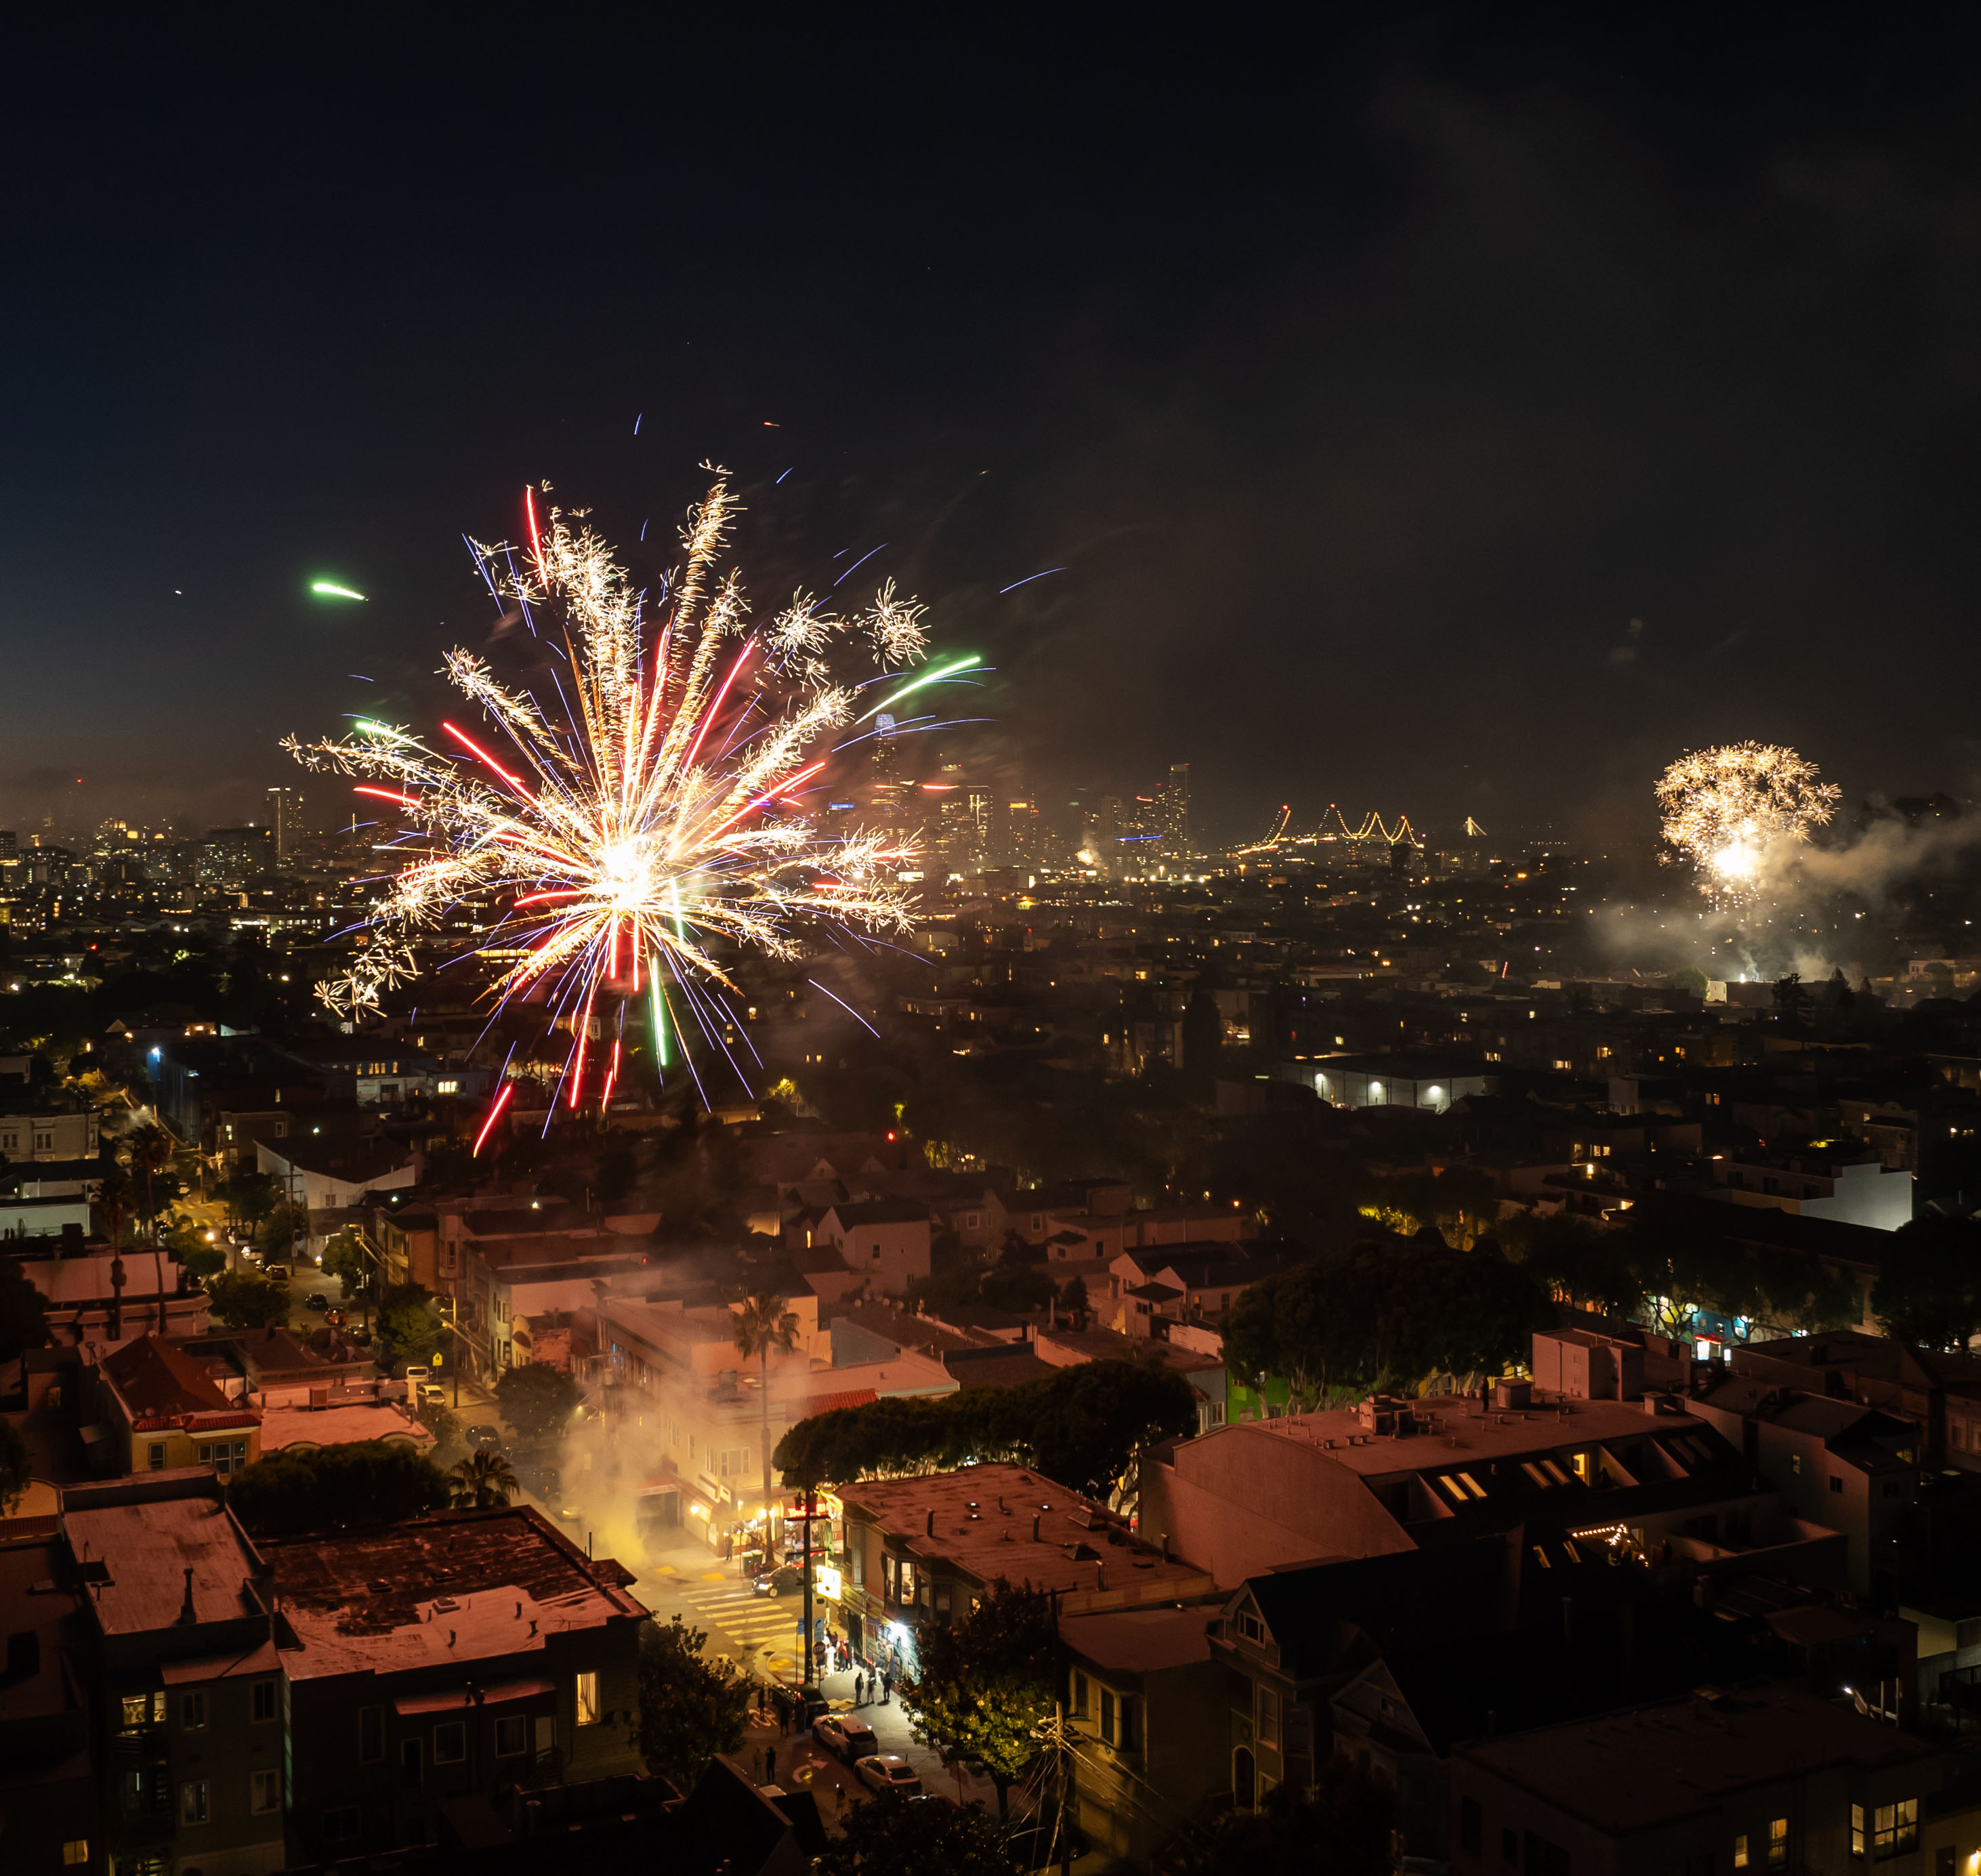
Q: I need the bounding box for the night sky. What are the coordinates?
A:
[9,9,1981,845]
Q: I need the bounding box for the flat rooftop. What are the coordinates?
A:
[1240,1396,1694,1477]
[62,1473,264,1635]
[258,1505,646,1680]
[841,1463,1213,1604]
[1060,1604,1219,1675]
[1459,1684,1936,1832]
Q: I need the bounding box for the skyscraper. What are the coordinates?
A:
[266,786,304,865]
[1156,763,1190,857]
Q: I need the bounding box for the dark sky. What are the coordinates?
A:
[8,7,1981,846]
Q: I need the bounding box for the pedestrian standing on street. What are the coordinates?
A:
[881,1668,892,1705]
[854,1671,864,1706]
[836,1782,848,1814]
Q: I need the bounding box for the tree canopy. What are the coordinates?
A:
[774,1357,1198,1505]
[1222,1234,1550,1400]
[902,1577,1054,1818]
[1875,1215,1981,1350]
[228,1440,451,1537]
[377,1283,442,1372]
[493,1360,583,1441]
[0,1254,49,1362]
[814,1790,1018,1876]
[207,1271,289,1331]
[635,1615,751,1791]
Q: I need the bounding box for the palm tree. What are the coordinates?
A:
[449,1448,518,1509]
[122,1124,175,1238]
[732,1292,798,1555]
[96,1163,133,1249]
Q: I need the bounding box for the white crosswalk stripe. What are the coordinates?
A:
[644,1575,810,1670]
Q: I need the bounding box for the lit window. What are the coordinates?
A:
[1869,1799,1916,1859]
[1769,1816,1789,1868]
[576,1671,600,1726]
[62,1842,88,1866]
[1735,1830,1749,1867]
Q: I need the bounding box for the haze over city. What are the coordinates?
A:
[7,14,1981,1876]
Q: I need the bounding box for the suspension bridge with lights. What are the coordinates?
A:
[1232,804,1442,857]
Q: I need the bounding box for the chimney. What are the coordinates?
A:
[1033,1514,1041,1543]
[1096,1560,1106,1591]
[925,1509,935,1538]
[1159,1533,1170,1563]
[176,1568,196,1627]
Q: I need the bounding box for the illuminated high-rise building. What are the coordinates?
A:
[1156,763,1190,857]
[266,786,305,865]
[869,715,904,835]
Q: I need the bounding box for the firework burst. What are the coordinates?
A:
[1655,741,1840,904]
[286,472,946,1112]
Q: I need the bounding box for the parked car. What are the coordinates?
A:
[853,1754,921,1797]
[323,1307,346,1327]
[263,1265,290,1286]
[812,1714,878,1763]
[466,1424,502,1450]
[419,1383,446,1407]
[518,1462,562,1500]
[304,1292,329,1313]
[752,1564,805,1597]
[347,1323,373,1346]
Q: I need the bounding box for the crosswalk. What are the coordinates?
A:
[641,1565,810,1675]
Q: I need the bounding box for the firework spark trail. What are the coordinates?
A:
[286,473,947,1110]
[1655,742,1840,906]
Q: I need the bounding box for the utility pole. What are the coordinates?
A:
[1057,1698,1074,1876]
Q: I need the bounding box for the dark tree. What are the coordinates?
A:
[775,1358,1196,1509]
[207,1272,289,1331]
[815,1789,1018,1876]
[0,1254,50,1362]
[493,1360,583,1441]
[228,1440,451,1537]
[1875,1216,1981,1351]
[377,1283,442,1371]
[1175,1761,1394,1876]
[635,1615,751,1791]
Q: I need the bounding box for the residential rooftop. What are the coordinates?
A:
[840,1462,1214,1608]
[258,1505,646,1680]
[1457,1683,1937,1833]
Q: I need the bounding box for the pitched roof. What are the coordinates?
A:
[102,1333,236,1417]
[823,1200,932,1228]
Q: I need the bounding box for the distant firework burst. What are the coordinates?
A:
[287,472,955,1117]
[1655,742,1840,904]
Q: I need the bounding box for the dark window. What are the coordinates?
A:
[323,1806,360,1842]
[1526,1831,1571,1876]
[1830,1475,1844,1495]
[495,1715,527,1756]
[1460,1797,1482,1854]
[1503,1825,1519,1864]
[1883,1482,1901,1499]
[434,1722,465,1764]
[1100,1688,1114,1742]
[251,1680,278,1724]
